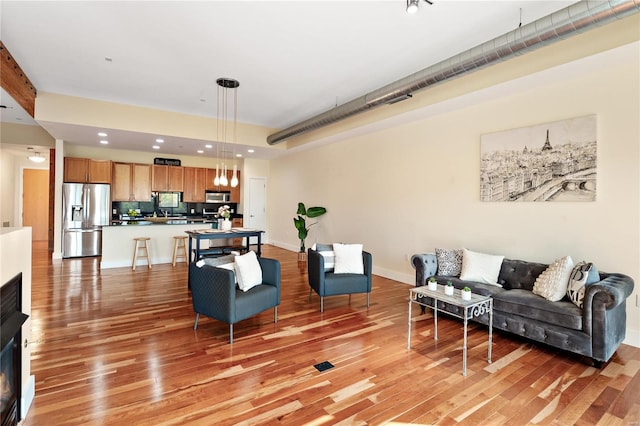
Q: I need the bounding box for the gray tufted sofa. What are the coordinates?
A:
[411,253,634,365]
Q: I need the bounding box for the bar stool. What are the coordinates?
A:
[172,236,188,266]
[132,237,152,270]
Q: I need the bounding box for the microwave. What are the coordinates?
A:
[205,192,231,203]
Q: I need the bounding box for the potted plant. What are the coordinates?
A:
[293,202,327,261]
[427,277,438,291]
[217,205,232,230]
[461,286,472,300]
[444,281,454,296]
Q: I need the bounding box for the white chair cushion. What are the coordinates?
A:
[234,251,263,292]
[333,243,364,274]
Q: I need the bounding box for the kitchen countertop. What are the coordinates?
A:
[109,214,242,226]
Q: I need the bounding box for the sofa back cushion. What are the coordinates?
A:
[498,258,549,291]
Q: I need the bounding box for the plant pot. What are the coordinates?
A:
[461,290,472,300]
[428,281,438,291]
[444,286,454,296]
[221,219,232,230]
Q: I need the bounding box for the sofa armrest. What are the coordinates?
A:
[584,273,634,314]
[189,263,237,322]
[259,257,281,288]
[583,272,635,361]
[411,253,437,287]
[307,248,325,293]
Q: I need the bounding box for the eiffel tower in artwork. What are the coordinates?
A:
[542,129,553,151]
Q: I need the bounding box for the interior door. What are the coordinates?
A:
[247,177,267,244]
[23,168,49,241]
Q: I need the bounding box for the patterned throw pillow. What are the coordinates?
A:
[566,261,599,308]
[314,243,335,272]
[435,248,463,276]
[532,256,574,302]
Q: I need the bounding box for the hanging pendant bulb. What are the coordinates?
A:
[220,163,228,186]
[231,164,238,187]
[214,163,220,186]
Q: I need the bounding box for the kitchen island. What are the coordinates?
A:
[102,222,215,269]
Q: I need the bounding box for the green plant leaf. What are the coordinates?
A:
[296,202,307,216]
[306,207,327,218]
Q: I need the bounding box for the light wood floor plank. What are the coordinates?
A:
[22,242,640,425]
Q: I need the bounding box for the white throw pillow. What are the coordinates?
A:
[459,248,504,286]
[533,256,574,302]
[234,251,263,292]
[333,243,364,274]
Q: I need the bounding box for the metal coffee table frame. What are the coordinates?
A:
[408,285,493,376]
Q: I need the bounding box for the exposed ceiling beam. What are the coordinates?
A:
[0,40,37,117]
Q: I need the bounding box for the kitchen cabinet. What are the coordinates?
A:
[205,168,241,203]
[64,157,112,183]
[182,167,206,203]
[152,165,184,192]
[112,163,152,201]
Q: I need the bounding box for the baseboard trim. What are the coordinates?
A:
[21,375,35,420]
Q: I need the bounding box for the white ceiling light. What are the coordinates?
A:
[100,140,108,145]
[406,0,432,14]
[406,0,419,14]
[155,138,164,143]
[28,151,45,163]
[215,78,240,188]
[97,132,107,137]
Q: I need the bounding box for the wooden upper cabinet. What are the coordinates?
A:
[112,163,151,201]
[64,158,89,182]
[132,164,152,201]
[205,168,218,191]
[112,163,132,201]
[88,160,112,183]
[183,167,206,203]
[64,158,112,183]
[152,165,184,192]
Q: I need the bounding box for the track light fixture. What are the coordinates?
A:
[406,0,433,14]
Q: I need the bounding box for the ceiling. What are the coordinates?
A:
[0,1,577,159]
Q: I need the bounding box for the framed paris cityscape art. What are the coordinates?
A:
[480,115,597,202]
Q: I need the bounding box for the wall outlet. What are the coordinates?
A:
[190,209,195,214]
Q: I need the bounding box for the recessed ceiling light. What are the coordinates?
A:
[152,145,160,150]
[155,138,164,143]
[99,140,109,145]
[98,132,107,137]
[197,150,204,154]
[236,153,242,158]
[205,144,212,149]
[247,149,255,153]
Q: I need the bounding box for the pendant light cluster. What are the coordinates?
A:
[214,77,240,188]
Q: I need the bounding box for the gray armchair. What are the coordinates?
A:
[189,257,281,343]
[307,247,372,312]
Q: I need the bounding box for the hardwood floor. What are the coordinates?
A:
[24,242,639,425]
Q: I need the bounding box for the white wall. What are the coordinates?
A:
[0,150,17,227]
[267,42,640,347]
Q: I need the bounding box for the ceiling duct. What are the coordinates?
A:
[267,0,640,145]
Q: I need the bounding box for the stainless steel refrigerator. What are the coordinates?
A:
[62,183,110,258]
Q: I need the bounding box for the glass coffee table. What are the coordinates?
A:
[408,285,493,376]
